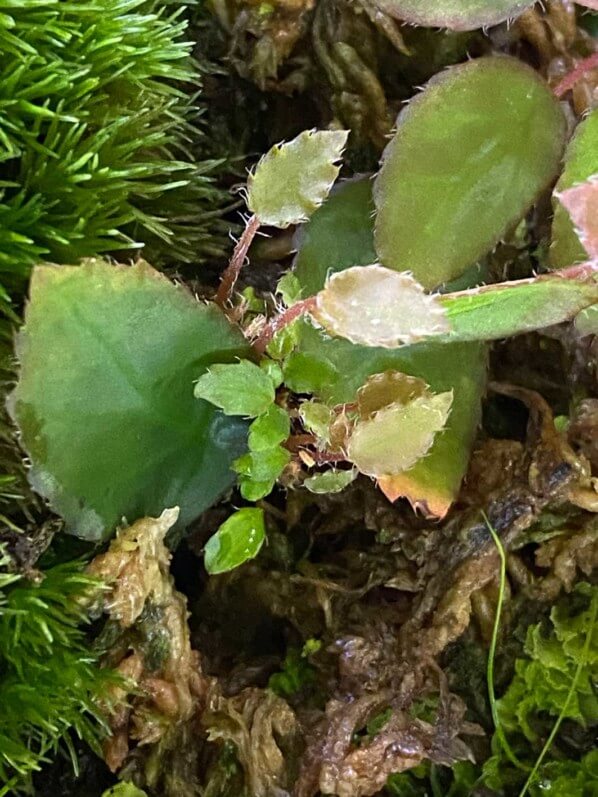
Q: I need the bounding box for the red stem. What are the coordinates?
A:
[553,52,598,99]
[253,296,317,354]
[309,450,347,464]
[215,215,260,308]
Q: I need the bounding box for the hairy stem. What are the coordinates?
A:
[253,297,317,354]
[215,215,260,308]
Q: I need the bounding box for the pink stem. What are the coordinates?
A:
[553,52,598,98]
[253,296,317,354]
[215,215,260,308]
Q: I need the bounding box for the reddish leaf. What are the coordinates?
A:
[557,176,598,262]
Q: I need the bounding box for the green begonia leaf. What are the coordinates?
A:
[194,359,276,418]
[10,260,249,541]
[575,305,598,336]
[204,508,266,575]
[283,351,339,394]
[235,444,291,501]
[234,447,291,484]
[374,56,566,289]
[247,129,348,228]
[551,108,598,268]
[248,405,290,451]
[440,267,598,342]
[373,0,535,30]
[293,178,377,296]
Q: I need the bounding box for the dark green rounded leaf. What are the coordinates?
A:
[204,508,266,575]
[293,178,377,296]
[373,0,535,31]
[374,56,566,289]
[10,260,249,541]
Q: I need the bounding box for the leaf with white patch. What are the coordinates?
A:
[313,265,449,348]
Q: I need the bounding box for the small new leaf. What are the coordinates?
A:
[277,272,303,305]
[300,401,333,442]
[313,265,449,347]
[556,176,598,261]
[248,405,290,451]
[347,392,453,478]
[195,360,276,418]
[204,508,266,575]
[304,469,358,494]
[247,129,349,228]
[235,445,291,500]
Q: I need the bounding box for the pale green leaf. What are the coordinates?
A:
[194,359,276,418]
[248,405,290,451]
[373,0,534,30]
[247,129,349,228]
[276,272,303,306]
[10,260,248,541]
[374,56,566,289]
[204,508,266,575]
[313,265,449,347]
[304,468,358,494]
[551,108,598,268]
[347,392,453,478]
[299,400,333,442]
